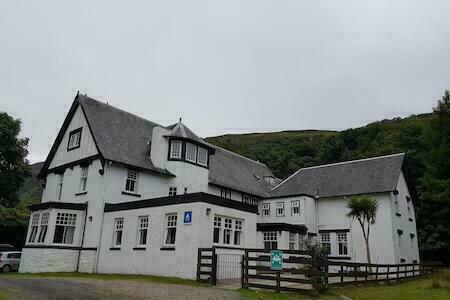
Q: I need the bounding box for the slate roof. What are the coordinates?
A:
[270,153,406,198]
[165,120,210,146]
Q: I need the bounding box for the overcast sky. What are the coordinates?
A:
[1,1,450,163]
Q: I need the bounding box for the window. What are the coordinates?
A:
[28,213,40,243]
[289,232,296,250]
[276,202,284,216]
[67,128,82,150]
[337,233,348,255]
[221,188,231,199]
[125,170,138,192]
[37,212,49,243]
[321,233,331,255]
[169,187,177,197]
[262,203,270,217]
[234,220,242,246]
[185,142,197,163]
[164,214,177,246]
[291,200,300,216]
[137,216,149,246]
[243,194,257,206]
[113,218,124,247]
[223,218,232,244]
[79,166,89,192]
[197,147,208,166]
[53,213,77,244]
[170,140,182,159]
[213,216,221,243]
[56,173,64,200]
[263,232,277,250]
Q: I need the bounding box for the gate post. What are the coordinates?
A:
[211,247,217,286]
[196,248,201,281]
[241,254,245,288]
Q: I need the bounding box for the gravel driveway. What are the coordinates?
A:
[0,276,244,300]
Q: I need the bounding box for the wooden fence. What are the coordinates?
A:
[197,247,443,295]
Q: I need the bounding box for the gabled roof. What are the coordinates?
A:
[165,120,214,151]
[270,153,406,199]
[208,145,275,198]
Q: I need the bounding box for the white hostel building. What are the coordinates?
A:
[19,94,420,279]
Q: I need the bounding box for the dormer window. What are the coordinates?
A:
[185,142,197,163]
[170,140,182,159]
[197,147,208,166]
[67,128,82,151]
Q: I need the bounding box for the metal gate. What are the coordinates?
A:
[216,253,243,286]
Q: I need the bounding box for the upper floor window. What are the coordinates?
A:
[170,140,182,159]
[185,142,197,163]
[321,233,331,255]
[197,147,208,166]
[221,188,232,199]
[79,166,89,192]
[291,200,300,216]
[337,232,348,255]
[67,128,82,151]
[54,213,77,245]
[243,194,257,206]
[262,203,270,217]
[125,170,138,193]
[56,173,64,200]
[164,213,177,246]
[169,187,177,197]
[137,216,149,246]
[276,202,284,216]
[113,218,124,247]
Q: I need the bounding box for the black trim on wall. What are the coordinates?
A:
[29,202,88,212]
[121,191,142,198]
[318,229,350,233]
[133,247,146,251]
[110,247,121,251]
[327,256,351,260]
[45,154,101,176]
[104,192,258,214]
[160,247,175,251]
[23,245,97,251]
[256,223,308,234]
[75,191,88,196]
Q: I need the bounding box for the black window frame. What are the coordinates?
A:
[167,138,210,169]
[67,128,82,151]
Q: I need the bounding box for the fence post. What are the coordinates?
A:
[340,265,344,283]
[365,265,368,281]
[404,265,407,279]
[397,265,400,281]
[241,254,245,288]
[354,266,357,282]
[276,271,281,293]
[387,266,390,281]
[244,250,249,288]
[375,265,378,280]
[211,248,217,286]
[196,249,201,281]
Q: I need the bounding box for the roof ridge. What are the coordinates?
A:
[298,153,405,171]
[79,95,165,129]
[207,142,269,167]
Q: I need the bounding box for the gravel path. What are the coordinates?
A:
[0,277,244,300]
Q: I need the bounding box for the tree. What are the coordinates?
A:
[346,195,379,271]
[0,112,30,207]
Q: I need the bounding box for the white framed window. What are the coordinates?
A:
[223,218,232,244]
[28,213,40,243]
[79,166,89,192]
[197,147,208,166]
[234,220,242,246]
[125,170,138,192]
[164,214,177,246]
[263,232,277,250]
[113,218,124,247]
[56,173,64,200]
[321,233,331,255]
[291,200,300,216]
[137,216,149,246]
[289,232,297,250]
[68,128,82,150]
[221,188,231,199]
[276,202,284,216]
[243,194,257,206]
[213,216,222,244]
[337,232,348,255]
[53,213,77,245]
[169,187,177,197]
[185,142,197,163]
[262,203,270,217]
[37,212,49,243]
[170,140,182,159]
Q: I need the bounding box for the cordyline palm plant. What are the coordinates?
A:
[346,195,379,273]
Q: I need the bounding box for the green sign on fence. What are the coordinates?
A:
[270,250,283,270]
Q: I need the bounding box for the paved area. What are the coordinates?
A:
[0,276,244,300]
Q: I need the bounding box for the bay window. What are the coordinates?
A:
[170,140,182,159]
[37,212,49,243]
[197,147,208,166]
[185,142,197,163]
[28,213,40,243]
[53,213,76,244]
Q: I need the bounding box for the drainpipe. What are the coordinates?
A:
[94,161,111,273]
[76,201,89,272]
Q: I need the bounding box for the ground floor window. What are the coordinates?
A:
[321,233,331,255]
[212,215,244,246]
[37,212,49,243]
[137,216,149,246]
[263,232,277,250]
[164,213,177,246]
[28,213,40,243]
[289,232,297,250]
[337,232,348,255]
[53,213,77,244]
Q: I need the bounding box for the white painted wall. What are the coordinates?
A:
[97,202,257,279]
[257,196,313,226]
[49,106,98,169]
[19,248,79,273]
